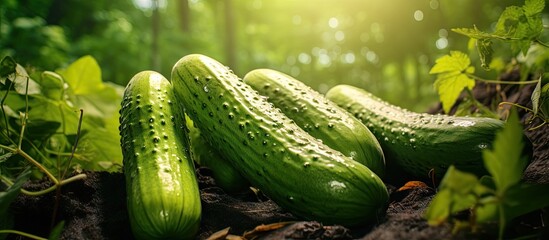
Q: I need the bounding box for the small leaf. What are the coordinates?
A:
[430,51,472,74]
[531,77,542,115]
[0,170,30,217]
[0,152,14,163]
[439,165,480,194]
[494,6,524,37]
[0,56,17,79]
[476,38,493,71]
[523,0,545,17]
[1,64,41,95]
[482,108,528,194]
[430,51,476,113]
[48,221,65,240]
[452,26,501,40]
[425,166,485,225]
[425,189,452,225]
[540,83,549,118]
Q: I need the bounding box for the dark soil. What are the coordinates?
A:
[5,82,549,240]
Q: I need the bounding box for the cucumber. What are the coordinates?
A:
[243,69,385,177]
[119,71,201,239]
[325,84,505,179]
[186,114,250,193]
[171,54,388,226]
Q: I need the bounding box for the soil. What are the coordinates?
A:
[5,82,549,240]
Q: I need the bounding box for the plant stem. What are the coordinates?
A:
[465,73,539,85]
[61,109,83,180]
[534,39,549,48]
[0,230,47,240]
[18,76,30,149]
[0,173,86,196]
[1,79,15,139]
[0,144,61,187]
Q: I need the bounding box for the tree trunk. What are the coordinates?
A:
[178,0,190,32]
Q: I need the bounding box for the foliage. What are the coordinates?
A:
[453,0,546,70]
[0,55,123,176]
[430,51,476,113]
[424,109,549,238]
[0,55,122,239]
[429,0,548,116]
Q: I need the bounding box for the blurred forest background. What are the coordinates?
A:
[1,0,547,111]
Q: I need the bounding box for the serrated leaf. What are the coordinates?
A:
[453,26,503,40]
[476,38,493,71]
[431,52,476,114]
[495,6,525,37]
[430,52,476,113]
[425,166,485,225]
[482,108,528,194]
[523,0,544,17]
[430,51,472,74]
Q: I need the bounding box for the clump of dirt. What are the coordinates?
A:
[6,81,549,239]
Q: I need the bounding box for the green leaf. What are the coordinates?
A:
[0,56,17,78]
[540,83,549,118]
[40,71,65,100]
[425,166,487,225]
[1,64,41,95]
[476,38,493,71]
[494,6,525,37]
[48,221,65,240]
[523,0,544,17]
[425,189,453,225]
[531,77,543,115]
[502,183,549,220]
[482,108,528,194]
[58,55,103,95]
[452,26,503,40]
[430,51,476,113]
[0,170,30,234]
[73,127,122,171]
[430,51,473,74]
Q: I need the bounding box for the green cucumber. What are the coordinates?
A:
[171,54,388,226]
[325,84,505,179]
[186,114,250,193]
[243,69,385,177]
[119,71,201,239]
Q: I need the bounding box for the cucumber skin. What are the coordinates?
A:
[325,84,504,179]
[186,114,250,193]
[171,54,388,226]
[243,69,385,177]
[119,71,201,239]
